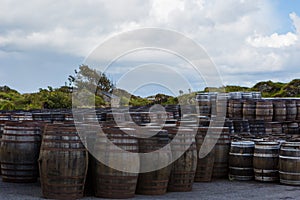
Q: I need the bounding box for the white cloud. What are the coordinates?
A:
[246,11,299,49]
[247,32,298,48]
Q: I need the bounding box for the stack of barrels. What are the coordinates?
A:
[0,97,300,199]
[196,93,211,117]
[227,140,300,186]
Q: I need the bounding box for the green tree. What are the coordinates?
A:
[70,65,114,93]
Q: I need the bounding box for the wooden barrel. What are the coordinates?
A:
[283,123,299,138]
[253,142,280,182]
[136,129,172,195]
[166,128,197,192]
[0,137,1,175]
[265,122,283,137]
[209,93,218,117]
[296,99,300,121]
[228,99,243,119]
[194,127,214,182]
[224,120,235,135]
[229,92,242,100]
[233,120,250,134]
[286,100,297,121]
[242,92,253,100]
[92,127,139,199]
[252,92,262,99]
[0,121,41,183]
[216,93,228,117]
[229,141,255,181]
[212,127,230,179]
[273,100,287,122]
[106,112,126,123]
[196,93,211,117]
[0,120,6,137]
[39,123,88,200]
[279,142,300,185]
[248,120,266,136]
[256,100,273,122]
[51,112,65,122]
[0,113,11,121]
[11,112,33,121]
[32,112,52,122]
[243,100,256,120]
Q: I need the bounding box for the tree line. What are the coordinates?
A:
[0,65,299,111]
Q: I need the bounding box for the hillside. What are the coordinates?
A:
[1,79,300,110]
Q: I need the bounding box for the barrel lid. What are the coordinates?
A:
[231,141,255,147]
[281,142,300,147]
[255,141,280,146]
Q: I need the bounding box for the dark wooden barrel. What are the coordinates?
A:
[166,128,197,192]
[229,92,242,100]
[286,100,297,121]
[164,105,180,119]
[216,93,228,117]
[233,120,250,134]
[194,127,214,182]
[196,93,211,117]
[0,120,6,137]
[248,120,266,136]
[0,121,41,183]
[279,142,300,185]
[209,93,218,117]
[92,127,139,199]
[0,113,11,121]
[229,141,255,181]
[39,123,88,200]
[136,129,172,195]
[265,122,283,137]
[256,100,273,122]
[283,123,299,138]
[296,99,300,121]
[252,92,262,99]
[273,100,286,122]
[243,100,256,120]
[0,137,1,176]
[64,113,74,121]
[11,112,33,121]
[242,92,253,100]
[228,99,243,119]
[51,112,65,122]
[32,112,52,122]
[253,142,280,182]
[212,127,230,179]
[106,112,126,123]
[224,120,235,135]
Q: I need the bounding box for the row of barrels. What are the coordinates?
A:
[1,120,300,199]
[197,92,262,117]
[0,109,179,126]
[198,118,300,140]
[228,99,300,122]
[229,141,300,185]
[0,121,199,199]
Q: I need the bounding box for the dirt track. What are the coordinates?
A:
[0,177,299,200]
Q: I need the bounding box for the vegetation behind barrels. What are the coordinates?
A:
[0,65,300,110]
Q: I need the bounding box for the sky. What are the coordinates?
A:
[0,0,300,97]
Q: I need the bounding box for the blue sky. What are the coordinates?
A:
[274,0,300,33]
[0,0,300,96]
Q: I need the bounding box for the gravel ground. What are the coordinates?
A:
[0,177,299,200]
